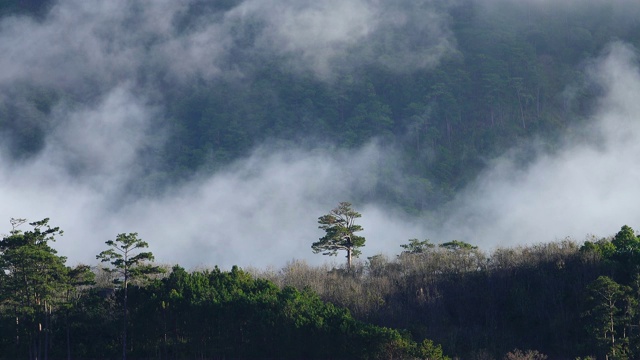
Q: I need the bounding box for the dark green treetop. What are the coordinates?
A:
[97,233,163,288]
[400,238,436,254]
[440,240,477,251]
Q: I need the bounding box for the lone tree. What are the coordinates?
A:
[313,202,365,269]
[97,233,163,360]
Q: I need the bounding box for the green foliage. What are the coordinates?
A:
[0,218,68,359]
[313,202,365,269]
[439,240,478,251]
[580,238,616,259]
[414,339,451,360]
[400,238,436,254]
[612,225,640,254]
[611,226,640,276]
[126,265,426,359]
[582,226,640,282]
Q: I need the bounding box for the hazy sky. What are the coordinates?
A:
[1,1,640,269]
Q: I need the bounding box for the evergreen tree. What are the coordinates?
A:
[313,202,365,269]
[0,218,68,360]
[96,233,163,360]
[584,276,632,359]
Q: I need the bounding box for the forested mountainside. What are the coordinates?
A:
[4,1,640,358]
[2,0,640,211]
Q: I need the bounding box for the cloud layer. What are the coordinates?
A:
[0,134,412,268]
[0,0,457,90]
[0,0,459,268]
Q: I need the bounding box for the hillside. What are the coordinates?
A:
[2,1,639,210]
[2,218,640,359]
[2,4,640,358]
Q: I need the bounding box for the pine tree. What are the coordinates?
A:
[313,202,365,269]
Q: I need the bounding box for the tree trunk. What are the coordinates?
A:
[610,299,615,356]
[123,273,128,360]
[66,310,71,360]
[44,302,49,360]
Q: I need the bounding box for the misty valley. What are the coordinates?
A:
[3,0,640,359]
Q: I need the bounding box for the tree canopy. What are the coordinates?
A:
[313,202,365,269]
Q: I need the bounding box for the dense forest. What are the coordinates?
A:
[3,217,640,359]
[0,218,449,359]
[3,0,640,359]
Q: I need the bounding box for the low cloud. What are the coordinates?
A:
[0,124,411,268]
[0,0,457,91]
